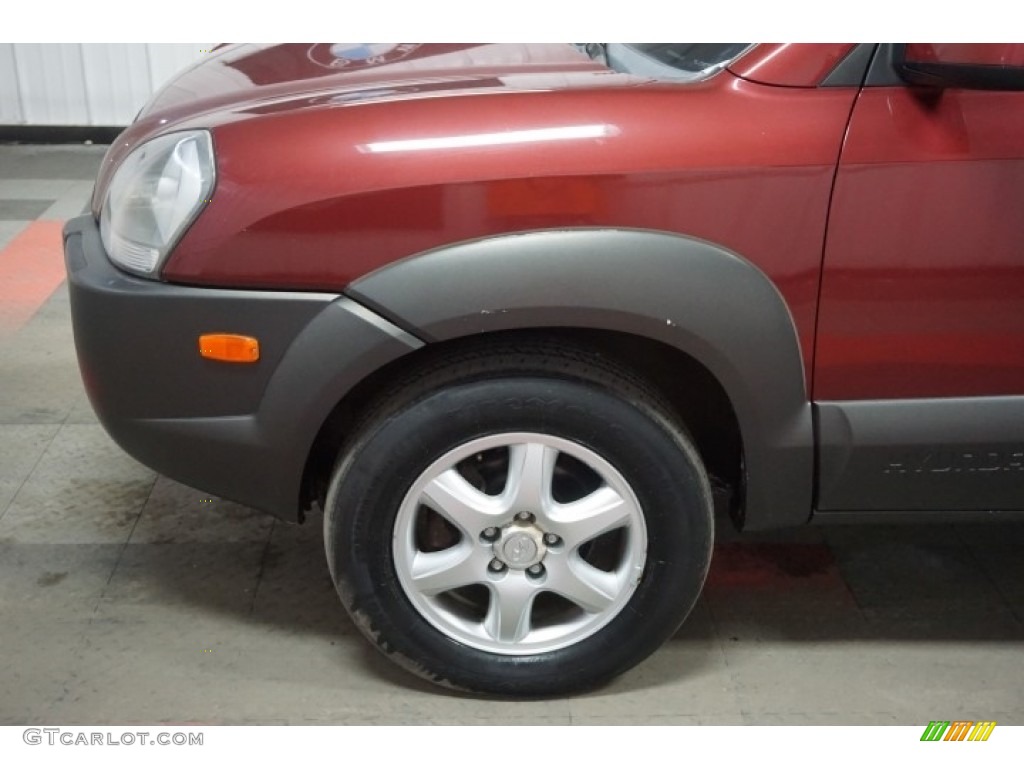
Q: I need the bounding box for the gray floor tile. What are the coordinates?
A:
[977,551,1024,608]
[721,643,908,721]
[743,711,905,725]
[0,357,81,423]
[249,511,354,638]
[0,615,88,724]
[0,284,83,424]
[0,423,59,516]
[0,474,153,544]
[26,423,152,481]
[823,523,965,548]
[828,530,1014,626]
[704,541,868,642]
[0,145,108,180]
[0,199,53,220]
[63,393,100,425]
[957,526,1024,623]
[41,181,95,220]
[46,612,573,724]
[724,640,1024,724]
[573,713,745,725]
[568,644,739,721]
[0,176,89,231]
[866,642,1024,723]
[0,220,27,250]
[670,594,717,642]
[130,476,273,545]
[0,424,154,544]
[43,611,279,723]
[0,179,77,199]
[0,542,121,616]
[98,541,266,615]
[954,521,1024,551]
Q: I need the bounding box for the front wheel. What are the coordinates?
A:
[324,344,714,695]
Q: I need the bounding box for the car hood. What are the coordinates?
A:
[139,43,616,122]
[94,44,641,212]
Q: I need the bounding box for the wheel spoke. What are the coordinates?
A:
[392,431,651,655]
[484,576,540,643]
[549,485,634,549]
[422,469,504,535]
[546,556,620,614]
[409,545,486,595]
[504,442,557,513]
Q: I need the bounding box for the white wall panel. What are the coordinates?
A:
[0,44,24,123]
[0,44,211,126]
[147,45,207,95]
[153,52,245,113]
[14,43,90,124]
[81,44,153,125]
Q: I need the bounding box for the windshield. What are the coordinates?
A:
[579,43,752,82]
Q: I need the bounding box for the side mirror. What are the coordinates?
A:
[895,43,1024,91]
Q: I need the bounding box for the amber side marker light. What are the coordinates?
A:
[198,334,260,363]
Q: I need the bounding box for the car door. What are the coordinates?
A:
[814,44,1024,514]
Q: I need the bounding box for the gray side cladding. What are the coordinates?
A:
[348,228,815,530]
[817,397,1024,512]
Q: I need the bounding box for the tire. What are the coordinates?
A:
[323,341,714,696]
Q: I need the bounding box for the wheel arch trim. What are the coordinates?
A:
[347,227,814,530]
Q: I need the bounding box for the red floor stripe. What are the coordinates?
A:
[0,220,67,335]
[705,542,838,588]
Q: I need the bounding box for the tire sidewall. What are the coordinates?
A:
[325,375,713,695]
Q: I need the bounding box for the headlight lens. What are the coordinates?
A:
[100,130,215,276]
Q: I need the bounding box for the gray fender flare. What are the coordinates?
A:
[348,228,813,530]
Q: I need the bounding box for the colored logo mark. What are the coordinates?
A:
[920,721,996,742]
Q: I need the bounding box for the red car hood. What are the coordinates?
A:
[140,43,612,121]
[94,44,637,212]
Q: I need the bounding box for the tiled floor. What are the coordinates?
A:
[0,144,1022,725]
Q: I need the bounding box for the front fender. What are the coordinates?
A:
[348,228,814,530]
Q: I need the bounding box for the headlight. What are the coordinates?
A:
[100,130,215,277]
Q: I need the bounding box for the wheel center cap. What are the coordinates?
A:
[503,535,537,565]
[495,524,546,569]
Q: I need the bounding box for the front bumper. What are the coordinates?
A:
[63,215,422,518]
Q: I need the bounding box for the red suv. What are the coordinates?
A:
[64,43,1024,695]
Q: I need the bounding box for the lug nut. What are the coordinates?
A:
[527,564,545,576]
[515,511,533,522]
[489,558,506,572]
[543,533,561,546]
[481,527,499,541]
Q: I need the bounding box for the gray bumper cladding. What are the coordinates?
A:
[63,215,422,518]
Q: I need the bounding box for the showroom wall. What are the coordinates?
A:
[0,44,210,126]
